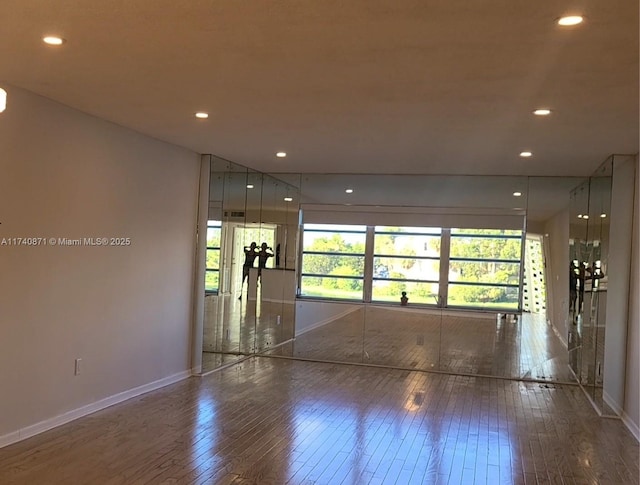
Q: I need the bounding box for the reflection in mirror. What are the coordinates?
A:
[201,164,300,373]
[201,162,250,372]
[524,176,586,383]
[203,170,612,388]
[582,159,612,412]
[272,173,587,382]
[232,170,263,354]
[254,175,299,353]
[202,167,224,370]
[568,179,590,384]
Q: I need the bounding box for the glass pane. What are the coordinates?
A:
[300,276,364,300]
[448,283,519,309]
[448,261,520,284]
[371,280,439,304]
[450,235,521,260]
[373,257,439,281]
[374,234,441,257]
[302,254,365,277]
[205,270,219,292]
[206,249,220,270]
[206,226,221,247]
[302,231,366,253]
[207,221,222,241]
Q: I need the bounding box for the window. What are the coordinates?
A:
[298,223,523,310]
[300,224,366,300]
[448,228,522,309]
[372,226,441,304]
[205,220,222,292]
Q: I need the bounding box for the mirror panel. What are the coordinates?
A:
[255,174,278,352]
[288,173,583,381]
[583,160,612,410]
[201,164,300,372]
[201,161,250,371]
[568,179,590,381]
[202,168,617,390]
[254,175,300,352]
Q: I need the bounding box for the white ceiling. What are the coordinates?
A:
[2,1,637,176]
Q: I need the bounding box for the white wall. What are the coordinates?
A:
[604,157,636,415]
[0,86,200,444]
[624,156,639,439]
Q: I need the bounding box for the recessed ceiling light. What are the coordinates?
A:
[276,152,287,158]
[0,88,6,113]
[345,189,353,194]
[246,184,254,189]
[583,215,589,219]
[557,16,584,26]
[195,112,209,119]
[533,109,552,116]
[519,151,533,158]
[577,214,583,218]
[600,213,607,218]
[513,192,522,197]
[284,197,293,202]
[43,36,65,45]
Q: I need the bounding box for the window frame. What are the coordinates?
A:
[205,220,222,294]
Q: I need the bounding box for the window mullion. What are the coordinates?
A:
[363,226,375,303]
[439,229,451,307]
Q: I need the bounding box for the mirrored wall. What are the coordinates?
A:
[568,158,615,414]
[200,158,300,372]
[263,174,586,384]
[198,160,634,401]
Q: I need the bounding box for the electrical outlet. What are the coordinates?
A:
[74,358,82,375]
[276,315,281,325]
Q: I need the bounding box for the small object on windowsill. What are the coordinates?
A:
[400,292,408,306]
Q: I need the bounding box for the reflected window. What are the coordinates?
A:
[301,224,366,300]
[372,226,441,304]
[448,228,522,309]
[299,224,523,310]
[205,220,222,293]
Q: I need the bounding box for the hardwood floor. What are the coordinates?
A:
[1,358,637,484]
[267,307,573,383]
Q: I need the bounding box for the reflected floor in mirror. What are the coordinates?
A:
[268,306,574,382]
[572,316,616,416]
[202,351,247,373]
[202,293,295,373]
[1,357,637,484]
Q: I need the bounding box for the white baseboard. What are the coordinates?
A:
[621,411,640,442]
[0,370,191,449]
[550,322,568,348]
[603,390,624,417]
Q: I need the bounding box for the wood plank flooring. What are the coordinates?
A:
[1,358,637,484]
[267,307,573,383]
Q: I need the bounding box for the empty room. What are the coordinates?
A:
[1,2,638,484]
